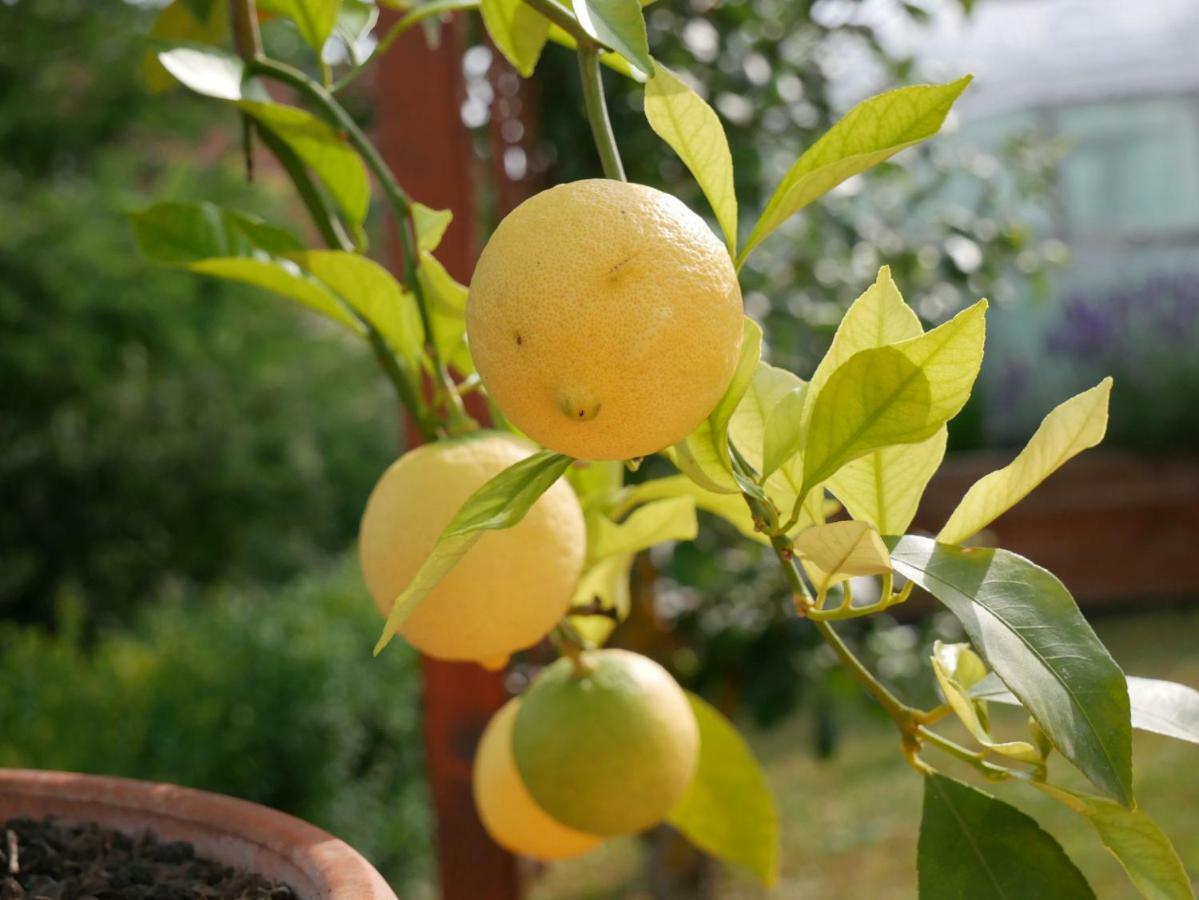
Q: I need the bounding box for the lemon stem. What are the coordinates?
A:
[576,45,626,181]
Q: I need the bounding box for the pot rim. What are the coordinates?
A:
[0,768,398,900]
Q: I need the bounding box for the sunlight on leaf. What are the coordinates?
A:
[794,520,891,592]
[572,0,652,75]
[938,378,1112,545]
[480,0,551,77]
[1036,784,1194,900]
[413,202,454,253]
[257,0,343,53]
[188,257,361,332]
[802,300,986,494]
[589,496,698,561]
[669,694,779,886]
[828,427,947,536]
[568,553,633,646]
[739,77,972,266]
[238,100,371,226]
[644,64,737,254]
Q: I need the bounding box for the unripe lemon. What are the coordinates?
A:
[512,649,700,836]
[473,698,602,860]
[467,179,744,461]
[358,431,585,666]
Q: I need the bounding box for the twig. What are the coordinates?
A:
[6,829,17,875]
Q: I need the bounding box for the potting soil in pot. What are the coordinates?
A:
[0,816,297,899]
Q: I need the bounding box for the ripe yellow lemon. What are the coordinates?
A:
[512,649,700,836]
[467,179,744,461]
[473,698,603,860]
[358,431,585,666]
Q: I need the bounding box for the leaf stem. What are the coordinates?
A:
[917,726,1018,782]
[576,45,627,181]
[249,55,473,432]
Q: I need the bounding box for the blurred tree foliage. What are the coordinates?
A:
[0,559,431,891]
[0,0,396,628]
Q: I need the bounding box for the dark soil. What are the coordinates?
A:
[0,816,297,900]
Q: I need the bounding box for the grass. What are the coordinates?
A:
[530,608,1199,899]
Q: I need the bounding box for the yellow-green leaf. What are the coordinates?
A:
[238,100,371,226]
[671,316,761,492]
[417,251,472,371]
[738,77,972,266]
[1037,784,1194,900]
[828,426,947,536]
[187,257,361,332]
[807,265,922,402]
[669,694,779,886]
[374,451,573,654]
[143,1,228,92]
[589,496,698,561]
[761,385,807,478]
[802,300,987,493]
[572,0,652,75]
[480,0,551,77]
[938,378,1112,545]
[931,641,1040,762]
[546,25,643,81]
[413,202,453,253]
[297,251,424,370]
[258,0,343,52]
[794,520,891,592]
[644,64,737,254]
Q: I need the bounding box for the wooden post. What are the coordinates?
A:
[373,12,523,900]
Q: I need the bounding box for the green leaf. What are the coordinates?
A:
[828,427,948,536]
[738,77,972,266]
[143,1,228,92]
[157,46,259,101]
[413,202,454,253]
[331,0,379,65]
[669,694,779,886]
[802,300,986,494]
[760,385,807,479]
[417,251,473,372]
[589,496,698,561]
[238,100,371,226]
[671,317,762,492]
[257,0,343,52]
[938,378,1112,545]
[297,251,424,370]
[930,641,1040,762]
[806,266,923,402]
[187,257,362,332]
[794,520,891,592]
[644,64,737,254]
[130,202,303,264]
[617,475,765,545]
[572,0,652,75]
[890,535,1133,806]
[972,674,1199,746]
[480,0,551,77]
[545,24,643,81]
[918,774,1095,900]
[1037,784,1194,900]
[374,450,574,654]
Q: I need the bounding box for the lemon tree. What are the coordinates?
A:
[137,1,1199,897]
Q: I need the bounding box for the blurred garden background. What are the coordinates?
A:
[1,0,1196,896]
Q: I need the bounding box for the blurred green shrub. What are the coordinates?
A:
[0,0,396,626]
[0,558,431,890]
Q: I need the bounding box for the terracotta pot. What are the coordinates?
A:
[0,769,397,900]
